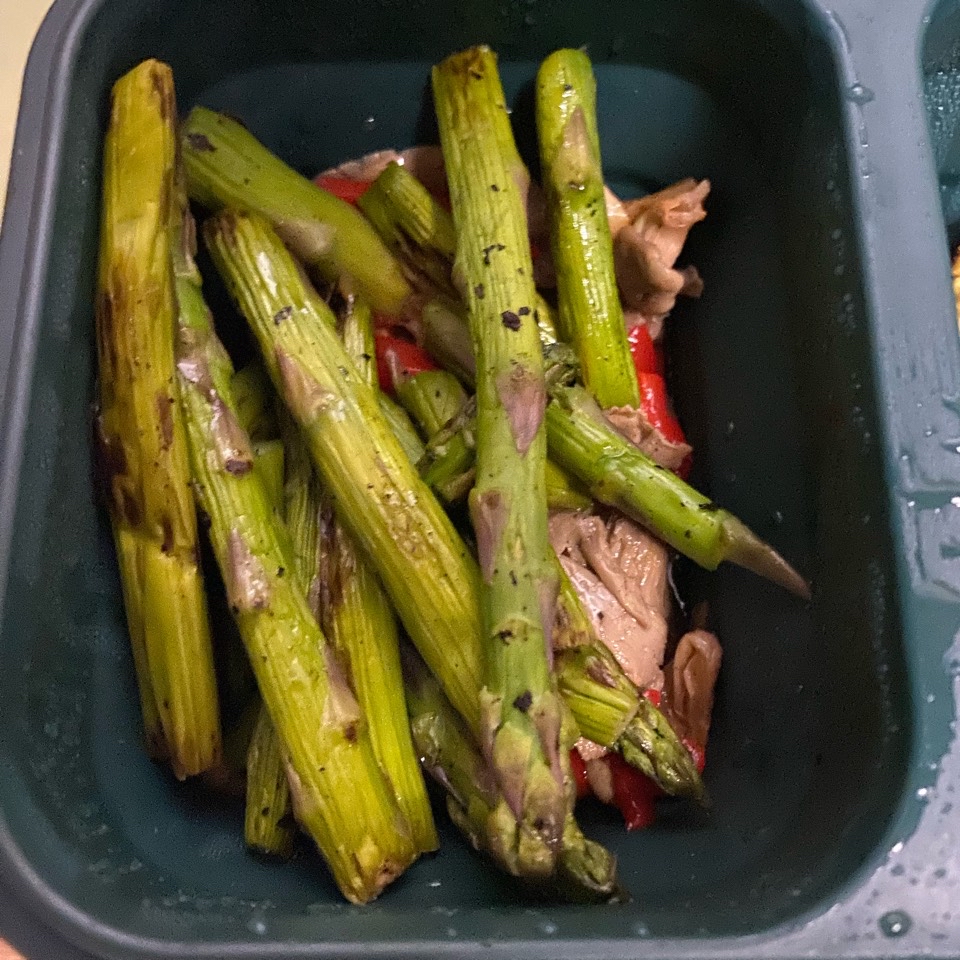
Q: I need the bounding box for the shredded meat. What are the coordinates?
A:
[612,178,709,323]
[604,405,692,472]
[550,511,671,692]
[662,629,722,748]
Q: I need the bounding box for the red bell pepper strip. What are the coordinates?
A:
[374,325,439,395]
[568,749,591,800]
[628,323,664,377]
[605,753,659,831]
[313,174,373,206]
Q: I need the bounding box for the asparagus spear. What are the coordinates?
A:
[174,206,416,904]
[359,161,560,344]
[545,383,811,598]
[232,361,278,443]
[536,50,639,408]
[433,45,570,867]
[357,162,459,300]
[321,294,439,854]
[204,210,485,732]
[95,59,221,777]
[404,649,623,902]
[245,703,296,858]
[181,107,412,316]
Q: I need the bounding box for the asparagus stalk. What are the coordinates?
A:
[404,649,623,902]
[175,208,416,904]
[232,361,278,443]
[245,703,296,858]
[204,211,485,731]
[536,50,639,408]
[321,295,439,854]
[396,370,469,438]
[433,45,570,868]
[181,107,412,316]
[546,383,811,598]
[357,162,459,300]
[360,161,560,344]
[95,59,221,777]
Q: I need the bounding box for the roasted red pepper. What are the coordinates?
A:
[312,174,373,205]
[635,371,692,479]
[569,748,591,800]
[605,753,659,831]
[374,325,439,394]
[628,323,664,377]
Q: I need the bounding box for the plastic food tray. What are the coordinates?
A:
[0,0,958,956]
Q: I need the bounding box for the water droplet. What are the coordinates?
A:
[879,911,912,937]
[834,264,845,276]
[247,909,268,935]
[847,83,875,105]
[363,116,376,131]
[725,421,735,436]
[428,879,441,888]
[539,921,558,935]
[523,12,535,25]
[445,927,458,938]
[773,510,784,524]
[831,227,842,240]
[917,787,930,800]
[633,922,650,936]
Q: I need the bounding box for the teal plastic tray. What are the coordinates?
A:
[0,0,958,956]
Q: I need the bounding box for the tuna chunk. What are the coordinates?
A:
[549,510,671,692]
[612,178,710,333]
[604,405,691,472]
[662,629,722,748]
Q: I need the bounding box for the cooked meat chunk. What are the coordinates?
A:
[612,178,709,321]
[549,510,671,692]
[662,629,722,748]
[605,405,691,472]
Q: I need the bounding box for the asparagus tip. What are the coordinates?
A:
[721,516,812,600]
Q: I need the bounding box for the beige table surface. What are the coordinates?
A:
[0,8,58,959]
[0,2,55,217]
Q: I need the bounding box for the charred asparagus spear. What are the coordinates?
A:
[404,648,623,903]
[204,210,485,732]
[181,107,412,316]
[536,50,638,408]
[433,45,571,869]
[244,704,296,858]
[321,293,439,854]
[545,381,811,598]
[95,59,221,777]
[174,203,416,904]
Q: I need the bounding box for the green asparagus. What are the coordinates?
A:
[203,211,485,731]
[181,107,412,315]
[244,703,296,858]
[536,50,639,408]
[95,59,221,777]
[404,648,623,902]
[433,45,570,868]
[174,202,417,904]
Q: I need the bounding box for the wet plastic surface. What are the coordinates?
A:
[0,0,958,956]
